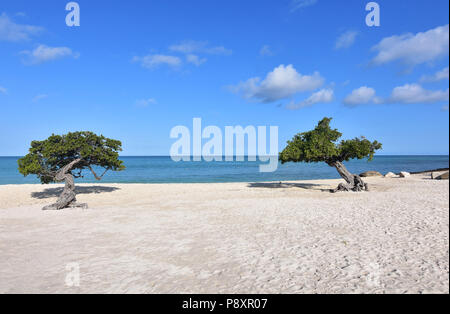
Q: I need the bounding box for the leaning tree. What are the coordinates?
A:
[279,118,382,192]
[18,132,125,210]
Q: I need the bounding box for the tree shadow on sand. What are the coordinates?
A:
[31,186,120,199]
[247,182,330,192]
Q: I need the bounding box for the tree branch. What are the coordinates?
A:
[53,158,83,181]
[87,165,109,181]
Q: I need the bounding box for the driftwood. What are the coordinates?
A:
[42,159,88,210]
[328,161,369,193]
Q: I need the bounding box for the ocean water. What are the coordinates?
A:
[0,156,448,185]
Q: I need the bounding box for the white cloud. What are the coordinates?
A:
[21,45,78,64]
[442,104,449,111]
[235,66,324,103]
[388,83,449,104]
[231,64,324,103]
[169,40,232,55]
[169,41,201,54]
[343,86,378,107]
[33,94,48,102]
[0,86,7,95]
[420,67,449,83]
[287,88,334,110]
[135,98,157,107]
[343,84,449,107]
[0,13,43,41]
[291,0,318,12]
[260,45,274,56]
[186,54,207,66]
[371,24,449,67]
[204,45,232,55]
[335,31,358,49]
[134,41,229,69]
[132,54,182,69]
[344,84,449,107]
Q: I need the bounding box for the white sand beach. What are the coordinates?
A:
[0,173,448,294]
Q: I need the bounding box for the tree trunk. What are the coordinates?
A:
[42,159,88,210]
[328,161,369,193]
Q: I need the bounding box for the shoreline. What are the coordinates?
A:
[0,168,447,187]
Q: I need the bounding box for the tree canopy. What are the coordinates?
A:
[18,131,125,184]
[279,117,382,165]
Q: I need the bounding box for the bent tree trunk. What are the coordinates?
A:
[42,159,88,210]
[328,161,368,193]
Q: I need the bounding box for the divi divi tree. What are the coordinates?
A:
[18,132,125,210]
[279,118,382,192]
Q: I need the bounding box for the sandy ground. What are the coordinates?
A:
[0,174,448,294]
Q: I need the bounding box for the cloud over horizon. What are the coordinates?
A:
[371,24,449,68]
[388,83,449,104]
[343,86,378,107]
[287,88,334,110]
[0,12,43,42]
[169,40,232,56]
[132,54,182,69]
[230,64,325,103]
[21,45,79,65]
[335,31,359,49]
[186,54,207,66]
[343,84,449,107]
[260,45,274,56]
[135,98,157,107]
[290,0,318,12]
[134,40,231,70]
[32,94,48,102]
[420,67,449,83]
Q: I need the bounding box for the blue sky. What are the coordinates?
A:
[0,0,449,156]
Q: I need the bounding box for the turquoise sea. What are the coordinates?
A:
[0,155,448,185]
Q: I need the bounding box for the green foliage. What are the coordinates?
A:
[279,118,382,165]
[18,131,125,183]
